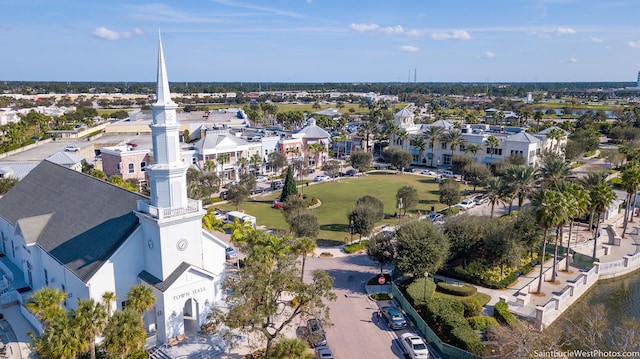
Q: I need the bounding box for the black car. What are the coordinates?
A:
[346,169,358,176]
[306,318,327,347]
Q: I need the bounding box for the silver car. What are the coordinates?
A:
[314,346,334,359]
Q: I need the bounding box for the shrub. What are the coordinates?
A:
[344,240,368,254]
[461,297,483,317]
[493,301,517,326]
[203,197,224,205]
[467,316,499,330]
[440,206,460,216]
[371,293,391,301]
[405,277,436,305]
[423,298,482,355]
[436,282,477,297]
[309,196,319,206]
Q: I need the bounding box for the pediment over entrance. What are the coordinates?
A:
[138,261,216,293]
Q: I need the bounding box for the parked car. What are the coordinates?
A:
[473,194,490,205]
[250,188,265,195]
[64,145,80,152]
[256,175,268,183]
[271,181,284,190]
[455,199,476,211]
[399,333,430,358]
[225,247,237,259]
[306,318,327,347]
[219,191,228,200]
[420,169,437,176]
[346,169,359,176]
[314,346,334,359]
[427,212,444,223]
[380,306,407,330]
[313,175,331,182]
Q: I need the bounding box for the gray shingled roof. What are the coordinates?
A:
[506,131,540,143]
[0,160,146,283]
[47,151,84,166]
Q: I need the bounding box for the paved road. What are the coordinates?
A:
[304,254,405,359]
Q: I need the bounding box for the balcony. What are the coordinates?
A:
[137,199,202,220]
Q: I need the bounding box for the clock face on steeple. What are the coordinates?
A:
[176,238,188,251]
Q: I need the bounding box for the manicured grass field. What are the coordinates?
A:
[217,172,447,244]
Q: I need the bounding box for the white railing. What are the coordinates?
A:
[137,199,202,219]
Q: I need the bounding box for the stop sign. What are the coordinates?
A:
[378,276,386,285]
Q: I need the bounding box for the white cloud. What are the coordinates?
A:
[481,51,495,59]
[349,23,379,32]
[379,25,404,35]
[405,29,424,37]
[431,30,471,41]
[589,37,603,43]
[628,40,640,48]
[133,28,144,35]
[556,27,576,35]
[400,45,419,53]
[91,27,136,41]
[561,57,578,63]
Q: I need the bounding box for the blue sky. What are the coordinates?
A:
[1,0,640,83]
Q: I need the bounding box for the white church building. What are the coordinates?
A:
[0,38,227,345]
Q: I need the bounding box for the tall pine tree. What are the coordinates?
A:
[280,165,299,202]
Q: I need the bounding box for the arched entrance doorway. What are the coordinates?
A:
[183,298,200,334]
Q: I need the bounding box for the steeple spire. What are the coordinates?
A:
[153,33,177,120]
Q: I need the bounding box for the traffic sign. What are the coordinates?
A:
[378,276,386,285]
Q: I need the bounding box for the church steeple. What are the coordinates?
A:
[154,34,176,113]
[145,34,189,209]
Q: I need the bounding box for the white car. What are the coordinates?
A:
[313,175,330,182]
[400,333,430,358]
[256,175,268,183]
[420,170,436,176]
[456,199,476,211]
[64,146,80,152]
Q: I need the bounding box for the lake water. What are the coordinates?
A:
[553,268,640,346]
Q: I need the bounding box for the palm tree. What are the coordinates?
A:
[358,120,377,153]
[424,126,444,167]
[579,171,609,230]
[126,284,156,319]
[620,162,640,238]
[465,143,482,162]
[532,190,566,293]
[217,153,230,181]
[534,110,544,132]
[307,143,326,168]
[550,191,570,282]
[250,153,263,174]
[73,298,107,359]
[503,165,539,211]
[589,182,617,258]
[237,156,249,175]
[292,236,316,280]
[33,314,83,359]
[492,110,505,125]
[202,207,225,233]
[484,176,503,218]
[562,183,590,271]
[26,286,66,324]
[547,128,566,153]
[443,129,463,163]
[102,291,117,324]
[485,135,500,162]
[203,159,216,173]
[540,152,571,189]
[103,309,147,359]
[332,132,347,159]
[412,135,427,164]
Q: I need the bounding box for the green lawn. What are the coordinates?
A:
[217,172,446,244]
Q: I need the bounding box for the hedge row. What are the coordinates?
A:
[493,301,517,326]
[461,298,483,317]
[344,240,368,254]
[405,277,436,306]
[436,282,477,297]
[467,316,498,330]
[421,298,482,355]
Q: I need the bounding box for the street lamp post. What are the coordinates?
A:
[423,271,429,302]
[397,198,403,223]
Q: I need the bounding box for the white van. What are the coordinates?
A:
[440,170,455,178]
